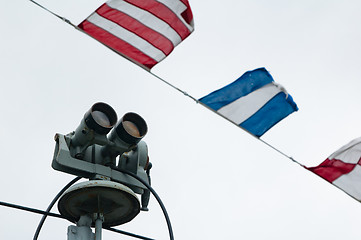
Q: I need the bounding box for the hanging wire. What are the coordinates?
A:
[104,226,155,240]
[0,200,68,219]
[0,198,155,240]
[112,167,174,240]
[33,176,82,240]
[30,176,156,240]
[0,168,171,240]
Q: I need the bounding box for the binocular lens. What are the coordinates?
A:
[92,110,112,128]
[123,120,141,138]
[84,102,118,134]
[114,112,147,144]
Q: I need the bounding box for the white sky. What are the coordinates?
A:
[2,0,361,239]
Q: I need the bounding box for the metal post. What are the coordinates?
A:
[68,215,94,240]
[94,213,104,240]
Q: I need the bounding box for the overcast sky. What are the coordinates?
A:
[2,0,361,239]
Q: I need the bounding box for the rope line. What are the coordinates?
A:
[150,70,301,165]
[28,0,301,166]
[29,0,77,27]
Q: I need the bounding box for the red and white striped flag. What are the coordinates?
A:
[78,0,194,70]
[307,137,361,201]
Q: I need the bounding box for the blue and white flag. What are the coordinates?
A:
[199,68,298,137]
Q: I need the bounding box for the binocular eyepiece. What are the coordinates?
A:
[84,102,118,134]
[112,112,148,145]
[53,102,152,205]
[69,102,147,160]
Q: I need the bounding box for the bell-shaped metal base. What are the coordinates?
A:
[58,180,140,227]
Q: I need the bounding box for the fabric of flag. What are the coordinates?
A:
[307,137,361,201]
[198,68,298,137]
[78,0,194,70]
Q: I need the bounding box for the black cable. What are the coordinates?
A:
[33,176,82,240]
[0,199,155,240]
[0,201,67,219]
[104,226,155,240]
[32,175,155,240]
[113,167,174,240]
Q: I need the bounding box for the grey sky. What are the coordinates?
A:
[1,0,361,239]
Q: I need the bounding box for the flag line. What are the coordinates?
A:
[28,0,303,166]
[149,71,302,166]
[29,0,77,27]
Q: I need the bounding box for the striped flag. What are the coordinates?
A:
[307,137,361,201]
[78,0,194,70]
[199,68,298,137]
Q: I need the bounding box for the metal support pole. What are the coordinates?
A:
[94,213,104,240]
[68,215,94,240]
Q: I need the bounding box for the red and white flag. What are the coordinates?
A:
[307,137,361,201]
[78,0,194,70]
